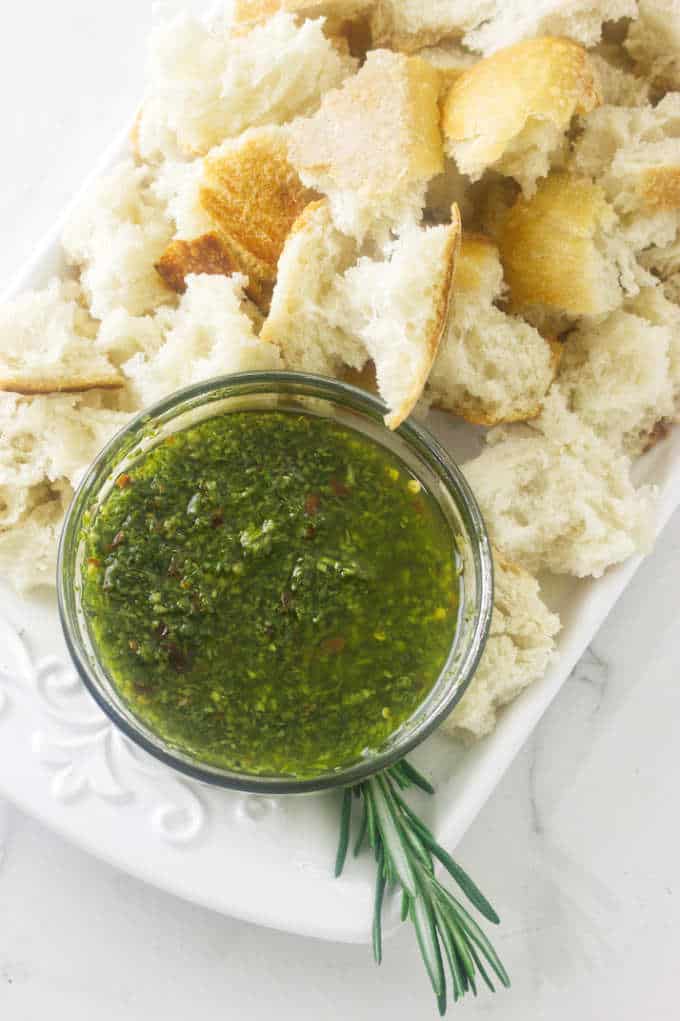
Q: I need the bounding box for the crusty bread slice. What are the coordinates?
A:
[443,38,601,196]
[442,549,560,741]
[62,160,175,320]
[464,0,637,56]
[136,10,356,161]
[0,281,122,395]
[340,211,461,428]
[588,44,652,107]
[556,308,675,455]
[428,235,559,425]
[463,390,655,578]
[260,200,363,375]
[123,274,282,408]
[288,49,444,239]
[625,0,680,91]
[498,172,641,318]
[262,199,461,427]
[156,126,316,309]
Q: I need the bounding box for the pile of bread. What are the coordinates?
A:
[1,0,679,741]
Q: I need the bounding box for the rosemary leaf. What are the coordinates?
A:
[398,759,435,795]
[411,877,446,998]
[353,802,369,857]
[335,788,352,878]
[370,776,417,897]
[373,845,386,965]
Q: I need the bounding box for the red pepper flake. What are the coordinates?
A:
[303,524,317,541]
[116,473,132,490]
[412,498,425,517]
[211,510,225,528]
[304,493,321,516]
[330,478,351,498]
[86,557,101,568]
[281,590,293,612]
[166,641,188,673]
[320,636,346,655]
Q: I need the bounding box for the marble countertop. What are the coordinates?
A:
[1,4,679,1019]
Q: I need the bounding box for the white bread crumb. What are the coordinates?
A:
[463,390,655,577]
[62,160,175,320]
[136,10,355,161]
[465,0,637,56]
[123,273,282,407]
[557,307,675,455]
[588,45,652,107]
[625,0,680,90]
[442,550,560,740]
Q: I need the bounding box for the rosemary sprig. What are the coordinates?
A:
[335,760,510,1014]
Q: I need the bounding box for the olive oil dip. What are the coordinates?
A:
[81,411,461,779]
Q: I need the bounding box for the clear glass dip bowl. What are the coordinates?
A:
[58,372,493,795]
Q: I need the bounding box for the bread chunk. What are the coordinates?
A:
[262,199,461,427]
[0,281,121,395]
[498,173,640,317]
[627,285,680,408]
[588,45,651,107]
[288,49,444,239]
[463,390,655,577]
[156,126,316,309]
[62,160,175,320]
[465,0,637,56]
[573,94,680,212]
[122,274,281,408]
[260,200,363,375]
[370,1,492,52]
[0,391,131,590]
[415,41,478,94]
[625,0,680,91]
[556,308,675,455]
[443,38,600,196]
[428,236,559,424]
[442,550,560,741]
[136,10,355,160]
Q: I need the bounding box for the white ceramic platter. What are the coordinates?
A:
[1,130,680,944]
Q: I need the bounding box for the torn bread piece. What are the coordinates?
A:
[0,392,130,591]
[442,550,560,741]
[260,200,363,375]
[443,37,601,196]
[572,94,680,250]
[156,126,316,310]
[0,281,121,395]
[625,0,680,91]
[341,211,461,428]
[415,40,478,94]
[62,160,175,320]
[428,235,559,425]
[463,390,655,578]
[370,0,495,53]
[464,0,637,56]
[627,285,680,409]
[136,10,356,161]
[556,308,675,455]
[262,200,461,427]
[123,274,282,408]
[288,49,444,239]
[232,0,372,29]
[588,44,652,107]
[498,173,641,319]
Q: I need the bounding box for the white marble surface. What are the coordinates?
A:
[1,4,680,1019]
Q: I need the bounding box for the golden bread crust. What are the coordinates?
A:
[498,173,616,315]
[0,376,123,396]
[384,203,462,429]
[443,37,601,172]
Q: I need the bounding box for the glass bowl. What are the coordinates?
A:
[58,372,493,795]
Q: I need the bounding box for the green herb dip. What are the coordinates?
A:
[81,411,460,778]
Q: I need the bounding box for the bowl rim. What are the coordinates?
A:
[58,371,493,795]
